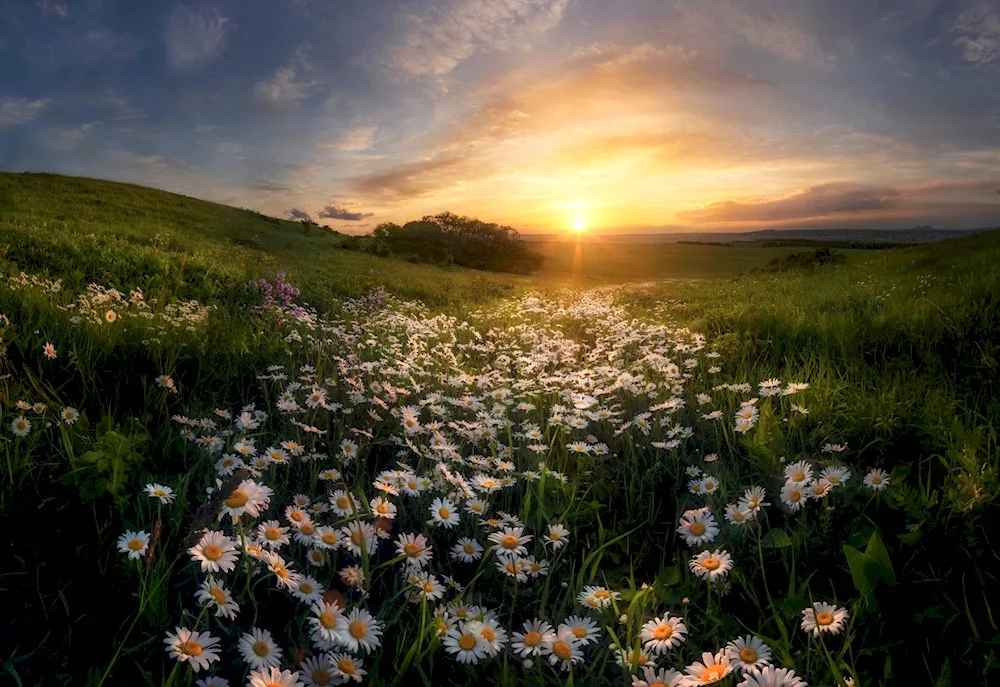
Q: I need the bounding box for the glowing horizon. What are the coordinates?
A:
[2,1,1000,234]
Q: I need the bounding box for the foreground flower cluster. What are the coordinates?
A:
[104,287,891,685]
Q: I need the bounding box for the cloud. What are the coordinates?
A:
[318,204,375,221]
[35,0,68,18]
[250,179,294,193]
[953,3,1000,65]
[352,154,468,199]
[73,29,141,62]
[0,97,53,128]
[254,43,316,105]
[384,0,570,77]
[217,142,243,153]
[288,208,313,221]
[679,182,901,223]
[320,126,378,152]
[164,5,229,70]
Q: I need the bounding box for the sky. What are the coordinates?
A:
[2,0,1000,234]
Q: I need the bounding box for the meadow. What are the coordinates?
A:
[1,172,997,687]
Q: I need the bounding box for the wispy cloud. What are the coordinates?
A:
[35,0,68,19]
[953,2,1000,65]
[318,204,374,221]
[0,97,53,128]
[164,5,230,70]
[383,0,570,77]
[254,43,317,105]
[320,126,378,152]
[679,182,902,223]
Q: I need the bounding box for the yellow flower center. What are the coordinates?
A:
[793,471,805,482]
[572,626,587,639]
[438,507,451,520]
[202,544,222,561]
[458,634,477,651]
[653,624,673,640]
[828,475,839,483]
[740,647,758,663]
[209,588,227,604]
[154,490,166,497]
[404,543,421,556]
[701,664,727,681]
[789,490,801,502]
[816,611,834,626]
[253,640,270,657]
[463,544,475,554]
[319,612,338,629]
[178,640,202,656]
[128,539,144,551]
[225,490,248,508]
[872,476,882,484]
[300,583,313,594]
[290,511,303,521]
[311,669,332,685]
[349,621,367,639]
[552,641,572,660]
[501,535,519,549]
[524,631,542,646]
[376,504,388,514]
[338,659,356,675]
[301,524,315,536]
[337,497,350,510]
[407,481,418,490]
[273,564,288,579]
[265,527,281,541]
[586,598,600,608]
[701,557,721,570]
[351,531,364,546]
[689,523,706,536]
[322,533,337,545]
[733,511,745,521]
[481,627,496,642]
[594,589,610,599]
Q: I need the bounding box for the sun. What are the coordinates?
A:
[572,218,587,232]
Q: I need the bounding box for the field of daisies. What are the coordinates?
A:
[3,226,1000,686]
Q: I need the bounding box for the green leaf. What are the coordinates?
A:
[658,565,681,587]
[761,528,792,549]
[843,544,878,601]
[864,531,896,585]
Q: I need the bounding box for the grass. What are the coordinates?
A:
[0,173,997,687]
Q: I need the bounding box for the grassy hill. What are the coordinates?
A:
[1,173,997,686]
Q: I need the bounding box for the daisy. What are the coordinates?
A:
[689,550,734,582]
[247,667,303,687]
[42,342,57,359]
[60,407,80,424]
[640,615,687,654]
[736,666,807,687]
[724,503,752,526]
[820,465,852,487]
[218,479,270,522]
[578,585,620,609]
[329,653,367,683]
[396,532,433,567]
[464,498,488,517]
[340,521,377,557]
[783,460,813,484]
[487,527,532,559]
[258,520,291,550]
[238,627,283,670]
[864,468,890,491]
[779,482,806,512]
[443,622,487,664]
[337,607,383,654]
[681,650,732,685]
[143,483,174,504]
[740,486,769,513]
[800,601,849,636]
[558,615,602,645]
[616,648,656,670]
[725,635,772,671]
[300,654,336,687]
[370,496,397,519]
[330,489,358,517]
[467,617,507,656]
[677,508,719,547]
[545,523,570,550]
[633,667,683,687]
[511,619,555,657]
[163,627,220,673]
[410,573,446,602]
[196,678,230,687]
[11,416,30,436]
[118,530,150,560]
[262,551,300,589]
[430,497,460,529]
[451,537,484,563]
[195,576,239,620]
[189,530,239,573]
[340,438,358,460]
[291,575,325,604]
[308,600,346,646]
[543,630,583,671]
[313,526,342,550]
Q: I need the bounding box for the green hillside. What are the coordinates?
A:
[1,174,997,686]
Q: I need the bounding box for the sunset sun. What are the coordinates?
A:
[572,218,587,232]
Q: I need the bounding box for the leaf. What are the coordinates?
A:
[761,528,792,549]
[843,544,879,602]
[658,565,681,587]
[864,531,895,585]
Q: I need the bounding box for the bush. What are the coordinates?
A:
[758,247,847,273]
[370,212,544,274]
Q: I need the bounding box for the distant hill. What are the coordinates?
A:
[525,227,986,244]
